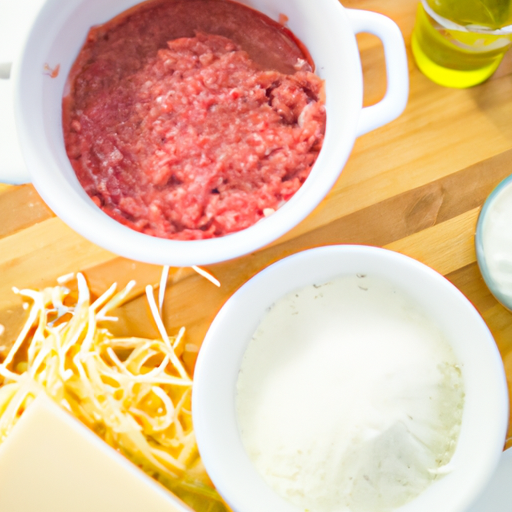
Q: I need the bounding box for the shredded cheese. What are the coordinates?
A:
[192,266,221,288]
[159,266,170,313]
[0,271,225,511]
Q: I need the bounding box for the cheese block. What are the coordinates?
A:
[0,394,190,512]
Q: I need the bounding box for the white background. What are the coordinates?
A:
[0,0,45,183]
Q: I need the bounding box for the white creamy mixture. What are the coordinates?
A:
[236,274,464,512]
[481,179,512,307]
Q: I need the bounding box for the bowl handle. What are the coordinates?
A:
[346,9,409,137]
[0,62,31,185]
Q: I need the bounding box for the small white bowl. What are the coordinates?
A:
[475,174,512,312]
[11,0,408,266]
[192,245,509,512]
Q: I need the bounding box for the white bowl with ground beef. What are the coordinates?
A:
[11,0,408,266]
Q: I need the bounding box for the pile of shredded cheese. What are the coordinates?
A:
[0,271,225,511]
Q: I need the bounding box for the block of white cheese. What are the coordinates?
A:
[0,394,191,512]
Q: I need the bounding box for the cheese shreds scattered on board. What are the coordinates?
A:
[159,266,170,313]
[0,272,227,512]
[192,266,221,288]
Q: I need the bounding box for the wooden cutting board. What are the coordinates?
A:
[0,0,511,450]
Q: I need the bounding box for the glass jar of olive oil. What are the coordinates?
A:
[412,0,512,88]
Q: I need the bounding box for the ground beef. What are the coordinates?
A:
[63,0,326,240]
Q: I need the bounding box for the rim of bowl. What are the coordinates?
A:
[475,173,512,312]
[192,245,509,512]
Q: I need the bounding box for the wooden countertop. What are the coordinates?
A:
[0,0,511,453]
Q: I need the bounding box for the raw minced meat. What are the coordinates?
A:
[63,0,326,240]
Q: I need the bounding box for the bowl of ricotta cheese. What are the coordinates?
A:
[192,245,509,512]
[476,173,512,312]
[10,0,408,266]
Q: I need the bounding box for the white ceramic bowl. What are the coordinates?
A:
[192,245,509,512]
[475,174,512,312]
[10,0,408,266]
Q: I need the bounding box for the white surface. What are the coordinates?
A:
[0,394,191,512]
[192,245,509,512]
[0,0,45,184]
[0,0,45,64]
[467,449,512,512]
[0,79,29,183]
[11,0,408,266]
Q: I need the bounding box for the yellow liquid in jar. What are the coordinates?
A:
[412,1,512,88]
[429,0,512,29]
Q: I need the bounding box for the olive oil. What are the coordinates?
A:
[412,0,512,88]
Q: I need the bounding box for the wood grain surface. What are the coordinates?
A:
[0,0,511,459]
